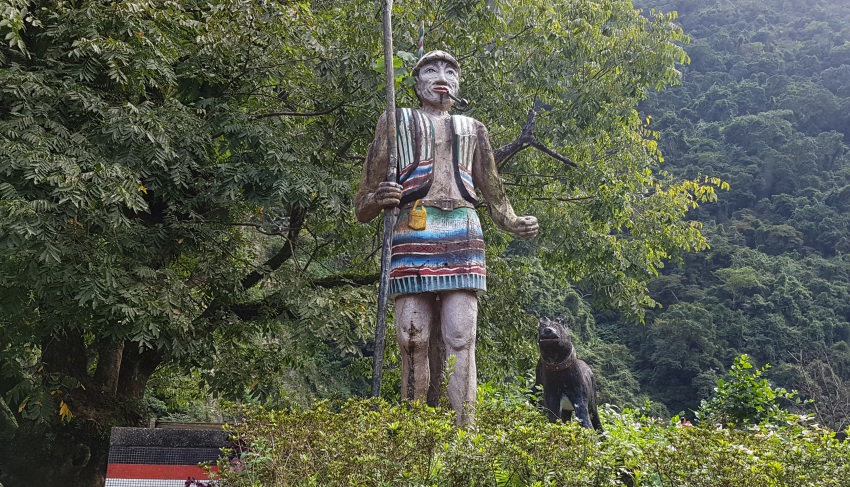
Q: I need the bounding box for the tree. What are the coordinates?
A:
[1,1,714,485]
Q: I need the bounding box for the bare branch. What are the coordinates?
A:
[532,196,595,202]
[494,106,577,169]
[312,273,380,288]
[502,172,570,180]
[529,138,577,167]
[494,107,537,167]
[225,222,288,236]
[195,207,306,323]
[0,396,17,442]
[240,208,306,290]
[253,102,346,119]
[215,273,379,324]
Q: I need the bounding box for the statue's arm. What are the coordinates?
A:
[355,112,402,223]
[473,121,539,239]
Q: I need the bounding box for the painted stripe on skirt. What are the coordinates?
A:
[389,206,486,296]
[391,265,486,277]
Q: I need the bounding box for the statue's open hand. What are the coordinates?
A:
[374,181,403,208]
[511,216,539,239]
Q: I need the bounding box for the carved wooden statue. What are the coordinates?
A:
[356,50,538,424]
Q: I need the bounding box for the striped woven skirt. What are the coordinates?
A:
[389,206,486,296]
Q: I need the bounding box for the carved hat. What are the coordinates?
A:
[413,50,460,78]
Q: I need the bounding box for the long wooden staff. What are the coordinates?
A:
[371,0,399,398]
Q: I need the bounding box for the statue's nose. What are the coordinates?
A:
[539,326,558,339]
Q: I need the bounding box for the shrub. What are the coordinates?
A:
[697,354,806,428]
[212,387,849,486]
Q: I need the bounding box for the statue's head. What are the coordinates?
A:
[413,50,460,110]
[537,316,574,363]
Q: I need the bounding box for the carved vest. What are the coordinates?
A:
[396,108,478,207]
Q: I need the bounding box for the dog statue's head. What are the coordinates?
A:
[537,316,574,364]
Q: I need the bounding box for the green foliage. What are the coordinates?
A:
[0,0,735,480]
[0,0,710,419]
[593,0,850,428]
[213,393,850,487]
[698,354,805,428]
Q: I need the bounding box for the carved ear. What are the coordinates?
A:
[554,315,573,335]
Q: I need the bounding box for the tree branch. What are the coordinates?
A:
[494,106,577,169]
[494,107,537,166]
[204,272,380,324]
[312,273,380,288]
[239,207,306,289]
[195,206,307,323]
[529,138,577,167]
[253,102,345,119]
[116,345,165,401]
[502,172,570,180]
[229,298,297,322]
[531,196,595,202]
[41,328,89,382]
[226,221,288,236]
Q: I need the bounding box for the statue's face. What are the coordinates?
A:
[415,60,459,111]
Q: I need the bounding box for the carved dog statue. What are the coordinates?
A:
[535,316,602,430]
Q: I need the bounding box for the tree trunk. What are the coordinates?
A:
[41,327,88,381]
[116,344,165,400]
[93,340,125,395]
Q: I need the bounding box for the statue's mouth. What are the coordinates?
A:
[538,338,561,344]
[433,86,449,93]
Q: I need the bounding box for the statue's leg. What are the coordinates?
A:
[440,290,478,424]
[396,293,437,401]
[426,301,445,407]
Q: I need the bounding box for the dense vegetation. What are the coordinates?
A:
[3,0,850,484]
[594,0,850,427]
[212,372,849,487]
[0,0,720,485]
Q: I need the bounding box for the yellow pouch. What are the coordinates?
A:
[408,199,427,230]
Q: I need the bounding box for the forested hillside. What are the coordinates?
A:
[611,0,850,426]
